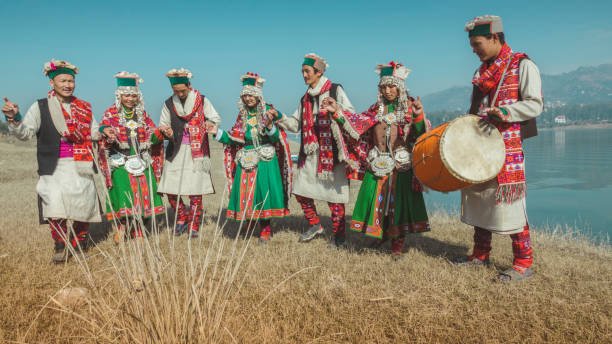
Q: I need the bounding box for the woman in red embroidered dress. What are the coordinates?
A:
[98,72,165,243]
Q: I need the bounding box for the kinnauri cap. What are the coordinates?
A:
[114,71,142,87]
[166,68,192,85]
[465,15,504,37]
[43,59,78,79]
[302,53,328,72]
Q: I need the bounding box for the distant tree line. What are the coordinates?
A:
[425,102,612,127]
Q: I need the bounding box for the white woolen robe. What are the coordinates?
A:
[277,76,356,204]
[461,59,543,234]
[157,90,221,196]
[9,101,101,222]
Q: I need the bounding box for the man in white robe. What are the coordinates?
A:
[458,15,543,282]
[2,59,101,263]
[157,68,221,238]
[271,54,361,246]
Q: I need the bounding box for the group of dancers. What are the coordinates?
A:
[2,15,542,282]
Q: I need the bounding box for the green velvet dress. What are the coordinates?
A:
[350,103,430,239]
[218,111,289,221]
[104,134,165,221]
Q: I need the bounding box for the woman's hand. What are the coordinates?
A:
[412,96,423,114]
[103,127,117,142]
[205,122,218,135]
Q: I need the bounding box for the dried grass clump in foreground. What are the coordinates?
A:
[0,138,610,343]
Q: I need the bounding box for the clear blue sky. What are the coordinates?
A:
[1,0,611,122]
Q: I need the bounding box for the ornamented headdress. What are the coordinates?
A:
[114,71,145,117]
[375,61,411,119]
[43,59,78,79]
[237,72,267,131]
[465,15,504,37]
[240,72,265,98]
[166,68,192,85]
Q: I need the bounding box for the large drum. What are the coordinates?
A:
[412,115,505,192]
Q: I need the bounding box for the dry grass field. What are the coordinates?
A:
[0,137,610,343]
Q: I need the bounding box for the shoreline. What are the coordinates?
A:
[540,122,612,130]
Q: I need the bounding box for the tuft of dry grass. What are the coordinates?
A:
[0,138,610,343]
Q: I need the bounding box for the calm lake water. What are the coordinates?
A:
[424,127,612,241]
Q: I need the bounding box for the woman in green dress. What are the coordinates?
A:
[208,72,292,242]
[348,62,430,258]
[99,72,165,243]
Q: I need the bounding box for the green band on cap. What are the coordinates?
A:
[117,78,137,87]
[242,78,256,86]
[48,67,75,80]
[469,23,492,37]
[168,76,190,85]
[303,57,316,67]
[380,66,394,77]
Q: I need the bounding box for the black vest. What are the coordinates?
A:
[36,99,62,176]
[164,95,205,162]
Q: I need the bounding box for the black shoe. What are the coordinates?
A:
[333,234,346,248]
[452,256,490,266]
[298,224,324,242]
[173,223,187,236]
[52,244,67,264]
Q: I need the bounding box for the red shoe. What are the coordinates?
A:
[391,237,405,259]
[259,226,272,243]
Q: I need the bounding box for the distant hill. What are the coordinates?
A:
[422,63,612,113]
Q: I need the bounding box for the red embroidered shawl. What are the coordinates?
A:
[49,90,94,164]
[473,43,528,204]
[98,105,164,188]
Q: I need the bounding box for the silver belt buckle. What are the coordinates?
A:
[257,145,275,161]
[238,149,259,170]
[109,153,126,168]
[125,156,146,176]
[367,148,395,177]
[394,148,412,170]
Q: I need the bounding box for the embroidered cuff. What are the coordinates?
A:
[275,113,284,122]
[266,125,277,136]
[5,112,22,123]
[499,107,511,121]
[334,116,346,125]
[215,128,224,142]
[152,128,164,141]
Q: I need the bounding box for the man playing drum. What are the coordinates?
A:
[458,15,543,282]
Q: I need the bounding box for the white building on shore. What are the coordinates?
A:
[554,115,568,124]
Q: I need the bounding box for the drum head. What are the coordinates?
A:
[440,115,506,184]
